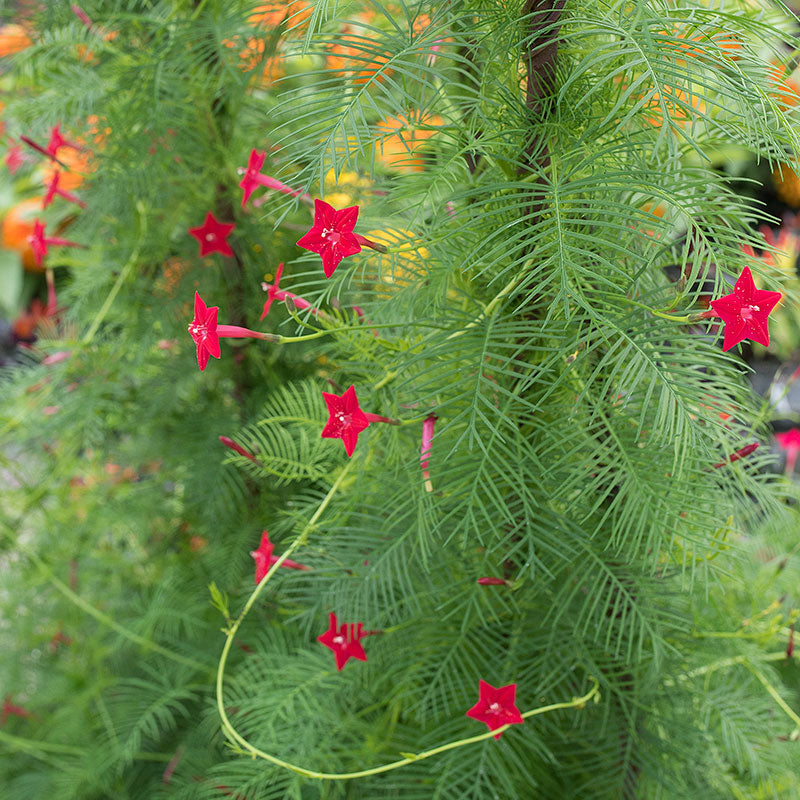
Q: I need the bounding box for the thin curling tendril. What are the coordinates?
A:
[215,458,600,780]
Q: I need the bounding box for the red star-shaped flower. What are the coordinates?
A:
[250,531,309,582]
[47,123,77,158]
[297,199,362,278]
[316,612,368,670]
[188,212,235,258]
[43,171,86,209]
[186,292,271,371]
[1,695,33,725]
[187,291,220,371]
[259,263,318,320]
[465,680,524,739]
[239,148,267,207]
[28,219,84,267]
[260,262,287,320]
[709,267,782,351]
[321,385,371,456]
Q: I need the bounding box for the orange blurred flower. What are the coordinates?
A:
[156,257,189,298]
[83,114,112,149]
[375,113,443,172]
[769,60,800,109]
[656,25,741,61]
[249,1,312,32]
[773,164,800,208]
[223,36,284,87]
[1,197,42,271]
[641,85,705,127]
[40,147,93,192]
[327,24,392,86]
[0,24,32,57]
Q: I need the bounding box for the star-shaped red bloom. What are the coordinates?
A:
[465,680,524,739]
[321,385,371,457]
[28,219,83,267]
[260,262,287,320]
[187,291,220,371]
[188,212,235,258]
[250,530,309,582]
[46,123,81,159]
[239,148,267,207]
[297,199,362,278]
[259,263,318,320]
[1,695,33,725]
[316,612,368,670]
[43,171,86,209]
[186,292,271,371]
[709,267,782,351]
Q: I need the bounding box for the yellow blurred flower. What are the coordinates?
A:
[323,168,372,207]
[364,228,429,295]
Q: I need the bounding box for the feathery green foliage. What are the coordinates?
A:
[2,0,800,797]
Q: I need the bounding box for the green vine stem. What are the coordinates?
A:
[607,293,713,324]
[216,461,600,780]
[446,261,534,342]
[663,649,800,734]
[82,201,147,345]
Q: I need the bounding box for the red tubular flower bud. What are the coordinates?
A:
[219,436,259,464]
[477,577,508,586]
[712,442,759,469]
[71,4,93,28]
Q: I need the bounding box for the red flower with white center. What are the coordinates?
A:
[188,211,235,258]
[239,149,311,208]
[776,428,800,473]
[238,149,311,208]
[316,612,369,670]
[43,171,86,209]
[321,385,370,456]
[320,385,397,457]
[28,219,84,267]
[465,680,524,739]
[188,292,220,371]
[708,267,781,351]
[259,262,319,320]
[187,291,272,371]
[250,530,309,583]
[297,199,362,278]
